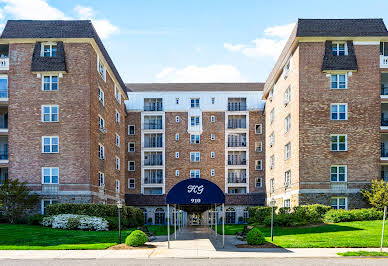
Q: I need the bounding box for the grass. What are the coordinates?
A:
[0,224,173,250]
[216,220,388,248]
[338,251,388,256]
[145,225,175,236]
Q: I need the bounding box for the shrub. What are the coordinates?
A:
[249,207,275,224]
[67,217,81,230]
[324,208,383,223]
[125,230,148,247]
[27,214,44,225]
[238,216,243,223]
[42,214,109,231]
[246,227,266,245]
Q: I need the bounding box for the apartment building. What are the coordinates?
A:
[263,19,387,209]
[0,20,128,213]
[124,83,266,224]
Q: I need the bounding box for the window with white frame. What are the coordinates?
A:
[115,133,120,147]
[211,115,215,122]
[42,167,59,184]
[98,115,105,131]
[98,144,105,160]
[331,165,347,182]
[42,43,57,57]
[98,172,105,187]
[270,155,274,169]
[175,170,180,176]
[255,142,262,152]
[211,97,215,104]
[283,57,291,78]
[42,105,58,122]
[255,124,262,134]
[128,142,135,152]
[176,98,179,104]
[41,199,58,215]
[98,88,104,106]
[190,152,200,162]
[190,169,200,178]
[175,116,180,123]
[285,170,291,187]
[285,142,291,159]
[175,152,180,159]
[331,197,347,210]
[42,136,59,153]
[190,134,200,144]
[331,74,347,89]
[211,134,215,140]
[284,199,291,208]
[97,56,106,81]
[269,132,275,147]
[128,178,135,189]
[190,98,200,108]
[285,114,291,133]
[42,75,58,91]
[255,177,262,188]
[284,86,291,104]
[115,180,120,193]
[255,160,262,170]
[270,108,274,124]
[331,104,348,120]
[190,116,200,126]
[175,133,180,141]
[270,178,274,193]
[330,135,347,151]
[115,156,120,171]
[128,161,135,171]
[269,87,274,100]
[211,151,215,158]
[115,110,120,124]
[114,85,121,104]
[211,169,215,176]
[332,42,346,56]
[128,125,135,135]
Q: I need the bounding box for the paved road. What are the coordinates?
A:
[0,258,388,266]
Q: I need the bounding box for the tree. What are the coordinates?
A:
[361,179,388,209]
[0,179,39,223]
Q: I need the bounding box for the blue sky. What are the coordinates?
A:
[1,0,388,83]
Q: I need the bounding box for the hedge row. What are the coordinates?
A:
[46,203,144,229]
[324,208,384,223]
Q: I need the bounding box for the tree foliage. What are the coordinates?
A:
[361,179,388,209]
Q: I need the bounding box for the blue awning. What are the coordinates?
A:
[166,178,225,205]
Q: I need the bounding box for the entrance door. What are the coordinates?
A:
[189,213,201,225]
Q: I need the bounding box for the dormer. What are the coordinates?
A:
[31,41,66,73]
[321,41,357,72]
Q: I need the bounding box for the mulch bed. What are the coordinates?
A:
[235,242,279,248]
[107,243,157,250]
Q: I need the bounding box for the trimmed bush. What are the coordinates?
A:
[246,227,265,245]
[324,208,383,223]
[125,230,148,247]
[27,214,44,225]
[42,214,109,231]
[249,207,275,224]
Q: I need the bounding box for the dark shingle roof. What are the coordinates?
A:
[321,41,358,71]
[1,20,126,91]
[31,42,67,72]
[296,18,388,37]
[125,83,264,92]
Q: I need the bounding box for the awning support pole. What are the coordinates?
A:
[215,204,217,238]
[167,204,170,249]
[174,204,177,240]
[222,203,225,248]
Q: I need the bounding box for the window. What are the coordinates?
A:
[175,133,180,141]
[115,156,120,171]
[284,199,291,208]
[154,208,165,224]
[269,132,275,147]
[128,178,135,189]
[225,207,236,224]
[331,197,347,210]
[115,133,120,147]
[255,142,262,152]
[175,170,180,176]
[98,144,105,159]
[98,115,105,131]
[41,199,58,215]
[175,152,180,159]
[255,124,262,134]
[255,177,262,188]
[42,136,59,153]
[284,86,291,104]
[128,142,135,152]
[190,134,200,144]
[115,180,120,193]
[211,134,215,140]
[331,135,347,151]
[211,152,215,158]
[190,98,200,108]
[42,75,58,91]
[285,170,291,188]
[270,178,275,193]
[98,172,104,187]
[283,58,291,78]
[190,152,200,162]
[97,56,106,81]
[115,110,120,124]
[42,105,58,122]
[211,97,215,104]
[285,142,291,159]
[114,85,121,104]
[128,125,135,135]
[331,104,348,120]
[98,88,104,106]
[0,76,7,98]
[269,87,274,100]
[332,42,346,56]
[331,74,347,89]
[211,115,215,122]
[270,155,274,169]
[42,43,57,57]
[190,170,200,178]
[176,98,179,104]
[270,108,274,124]
[175,116,180,123]
[285,114,291,133]
[128,161,135,171]
[331,165,347,182]
[255,160,262,170]
[42,167,59,184]
[211,169,215,176]
[190,116,200,126]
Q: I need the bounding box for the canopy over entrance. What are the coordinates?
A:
[166,178,225,205]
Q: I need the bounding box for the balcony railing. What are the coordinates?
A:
[41,184,59,194]
[144,103,163,111]
[228,102,247,111]
[144,122,163,130]
[144,140,163,148]
[227,120,246,129]
[0,58,9,71]
[228,141,246,147]
[144,176,163,184]
[228,159,246,165]
[228,175,247,183]
[381,55,388,68]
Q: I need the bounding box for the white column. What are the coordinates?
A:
[167,204,170,249]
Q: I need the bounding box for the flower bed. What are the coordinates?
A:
[42,214,109,231]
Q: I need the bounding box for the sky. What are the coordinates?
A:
[0,0,388,83]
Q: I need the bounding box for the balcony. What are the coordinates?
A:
[0,45,9,71]
[228,98,247,111]
[228,133,246,148]
[144,169,163,184]
[381,166,388,181]
[0,76,7,102]
[227,115,247,129]
[382,103,388,128]
[144,134,163,148]
[228,175,247,184]
[381,55,388,68]
[0,139,7,162]
[144,152,163,166]
[144,116,163,130]
[0,167,7,184]
[144,98,163,111]
[228,152,247,166]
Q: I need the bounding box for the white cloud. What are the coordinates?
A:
[155,64,245,83]
[74,5,94,20]
[1,0,70,20]
[224,22,295,59]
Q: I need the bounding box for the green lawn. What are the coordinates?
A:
[216,220,388,248]
[338,251,388,257]
[0,224,173,250]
